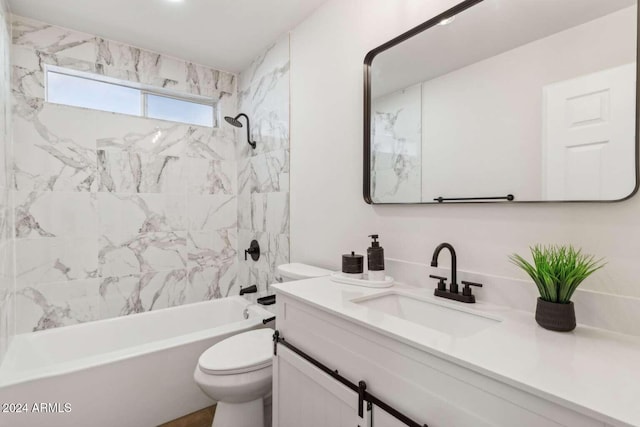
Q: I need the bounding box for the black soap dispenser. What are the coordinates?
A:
[367,234,385,281]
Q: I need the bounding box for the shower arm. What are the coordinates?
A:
[235,114,257,149]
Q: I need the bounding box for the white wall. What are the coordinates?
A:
[290,0,640,299]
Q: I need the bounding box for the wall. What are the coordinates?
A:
[290,0,640,301]
[11,16,239,333]
[237,36,290,292]
[0,0,13,361]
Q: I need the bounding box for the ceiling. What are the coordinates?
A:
[8,0,328,72]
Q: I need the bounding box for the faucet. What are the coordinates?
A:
[430,242,482,303]
[239,285,258,296]
[430,243,458,293]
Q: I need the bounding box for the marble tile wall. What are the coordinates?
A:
[11,15,240,333]
[0,0,13,361]
[237,36,290,292]
[371,84,422,203]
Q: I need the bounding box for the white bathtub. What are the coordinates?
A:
[0,296,274,427]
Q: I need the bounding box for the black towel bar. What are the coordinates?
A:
[434,194,514,203]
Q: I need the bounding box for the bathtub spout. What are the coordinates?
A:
[240,285,258,296]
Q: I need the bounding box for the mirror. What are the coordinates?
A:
[364,0,639,204]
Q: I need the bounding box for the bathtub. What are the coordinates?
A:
[0,296,274,427]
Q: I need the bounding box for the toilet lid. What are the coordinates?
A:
[277,263,333,280]
[198,329,274,375]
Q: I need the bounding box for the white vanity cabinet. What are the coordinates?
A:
[274,345,368,427]
[272,294,608,427]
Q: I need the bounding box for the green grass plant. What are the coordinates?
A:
[509,245,605,304]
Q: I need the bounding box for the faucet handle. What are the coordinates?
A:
[429,274,447,291]
[244,240,260,261]
[461,280,483,297]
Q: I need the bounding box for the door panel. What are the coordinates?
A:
[544,63,636,200]
[274,346,370,427]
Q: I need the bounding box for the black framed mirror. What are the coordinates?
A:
[364,0,640,204]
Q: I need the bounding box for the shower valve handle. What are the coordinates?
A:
[244,240,261,261]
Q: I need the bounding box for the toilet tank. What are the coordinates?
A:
[276,263,333,282]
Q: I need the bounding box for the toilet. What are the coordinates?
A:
[194,263,332,427]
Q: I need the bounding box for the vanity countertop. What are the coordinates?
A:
[272,278,640,427]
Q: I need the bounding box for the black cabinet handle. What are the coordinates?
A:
[262,316,276,325]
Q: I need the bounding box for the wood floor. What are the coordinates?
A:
[158,405,216,427]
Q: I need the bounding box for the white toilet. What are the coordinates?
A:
[194,263,332,427]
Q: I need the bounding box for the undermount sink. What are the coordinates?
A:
[352,291,501,338]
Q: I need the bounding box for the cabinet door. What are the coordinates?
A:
[273,346,370,427]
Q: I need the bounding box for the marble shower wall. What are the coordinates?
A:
[371,84,422,203]
[237,36,290,291]
[11,15,240,333]
[0,0,14,361]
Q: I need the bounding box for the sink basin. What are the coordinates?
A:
[352,291,501,338]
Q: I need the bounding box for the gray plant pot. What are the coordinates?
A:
[535,298,576,332]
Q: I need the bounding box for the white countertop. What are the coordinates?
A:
[273,278,640,427]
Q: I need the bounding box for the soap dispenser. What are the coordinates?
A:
[367,234,385,281]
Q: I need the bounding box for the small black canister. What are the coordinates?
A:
[342,251,364,279]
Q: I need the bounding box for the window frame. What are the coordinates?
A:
[44,64,218,128]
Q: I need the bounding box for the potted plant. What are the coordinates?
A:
[509,245,605,332]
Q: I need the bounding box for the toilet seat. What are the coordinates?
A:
[198,328,273,375]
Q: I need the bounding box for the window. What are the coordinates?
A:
[146,93,213,127]
[45,67,215,127]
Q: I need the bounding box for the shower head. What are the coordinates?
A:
[224,116,243,128]
[224,113,256,149]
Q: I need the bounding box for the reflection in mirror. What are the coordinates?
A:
[367,0,638,203]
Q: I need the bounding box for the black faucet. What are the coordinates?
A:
[239,285,258,296]
[430,242,482,303]
[431,243,458,293]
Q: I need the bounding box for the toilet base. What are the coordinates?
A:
[213,398,264,427]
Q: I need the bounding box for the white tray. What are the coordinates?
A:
[330,272,394,288]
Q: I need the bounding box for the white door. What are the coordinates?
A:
[273,346,371,427]
[543,63,636,200]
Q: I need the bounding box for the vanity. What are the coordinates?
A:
[271,278,640,427]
